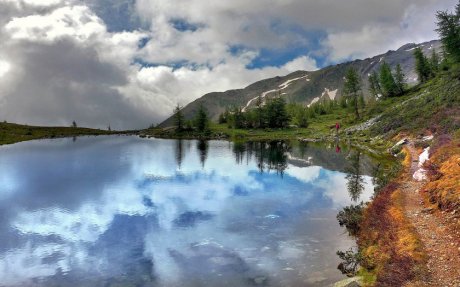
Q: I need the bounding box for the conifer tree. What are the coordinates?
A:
[194,104,209,132]
[430,49,440,74]
[173,104,185,132]
[436,2,460,62]
[255,95,264,128]
[358,95,365,109]
[368,71,381,98]
[265,97,290,128]
[343,68,361,119]
[379,62,398,97]
[339,93,348,108]
[413,47,432,83]
[394,64,407,95]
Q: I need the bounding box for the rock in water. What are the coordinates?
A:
[332,277,363,287]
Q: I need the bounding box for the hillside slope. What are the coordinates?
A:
[160,40,441,127]
[0,122,119,145]
[354,64,460,286]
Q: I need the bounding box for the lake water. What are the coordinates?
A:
[0,136,374,287]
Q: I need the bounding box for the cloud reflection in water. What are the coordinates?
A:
[0,136,373,286]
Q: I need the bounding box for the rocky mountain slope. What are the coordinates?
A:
[160,40,441,127]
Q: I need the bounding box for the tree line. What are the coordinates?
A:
[169,1,460,133]
[219,97,291,129]
[173,103,210,134]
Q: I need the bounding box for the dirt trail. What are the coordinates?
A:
[403,142,460,287]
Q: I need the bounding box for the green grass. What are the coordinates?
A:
[0,122,124,145]
[143,69,459,166]
[143,91,420,154]
[146,83,426,141]
[371,64,460,137]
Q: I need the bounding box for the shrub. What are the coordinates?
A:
[337,203,365,236]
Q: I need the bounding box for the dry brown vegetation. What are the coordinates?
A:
[358,174,426,286]
[422,138,460,212]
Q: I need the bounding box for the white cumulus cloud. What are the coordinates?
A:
[0,0,456,128]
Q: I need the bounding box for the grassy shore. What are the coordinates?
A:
[141,92,421,148]
[0,122,129,145]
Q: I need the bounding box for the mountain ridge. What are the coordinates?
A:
[159,40,441,127]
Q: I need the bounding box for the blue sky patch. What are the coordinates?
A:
[170,19,204,32]
[246,28,329,69]
[138,37,150,49]
[86,0,146,32]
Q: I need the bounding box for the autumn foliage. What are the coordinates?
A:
[422,139,460,212]
[358,148,427,286]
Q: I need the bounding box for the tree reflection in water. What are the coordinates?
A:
[232,141,290,176]
[197,140,209,168]
[345,151,365,202]
[336,150,367,276]
[175,139,184,169]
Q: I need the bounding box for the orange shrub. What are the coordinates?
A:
[422,141,460,211]
[358,183,426,286]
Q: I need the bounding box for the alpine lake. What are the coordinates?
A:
[0,135,377,287]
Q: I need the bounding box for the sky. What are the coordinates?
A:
[0,0,457,129]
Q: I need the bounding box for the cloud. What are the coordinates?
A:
[22,0,62,7]
[282,56,319,72]
[0,137,366,285]
[135,0,457,64]
[0,0,456,128]
[5,5,105,42]
[0,3,153,129]
[0,60,10,78]
[321,1,458,62]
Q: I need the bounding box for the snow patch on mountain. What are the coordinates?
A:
[322,88,338,100]
[278,75,309,89]
[242,75,309,112]
[406,44,425,52]
[307,97,320,107]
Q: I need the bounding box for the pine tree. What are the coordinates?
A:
[339,94,348,108]
[368,71,381,98]
[229,106,245,129]
[379,62,398,97]
[358,95,365,109]
[436,2,460,62]
[194,104,209,132]
[265,97,290,128]
[255,95,264,128]
[413,47,432,83]
[430,49,440,74]
[294,106,309,128]
[394,64,406,95]
[173,104,185,132]
[343,68,361,119]
[218,112,226,124]
[218,107,230,124]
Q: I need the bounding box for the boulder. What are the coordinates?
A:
[332,277,363,287]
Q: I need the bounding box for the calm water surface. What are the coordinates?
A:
[0,136,374,287]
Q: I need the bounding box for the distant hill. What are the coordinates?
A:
[159,40,441,127]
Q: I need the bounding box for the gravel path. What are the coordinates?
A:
[403,142,460,287]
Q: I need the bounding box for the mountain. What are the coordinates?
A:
[159,40,441,127]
